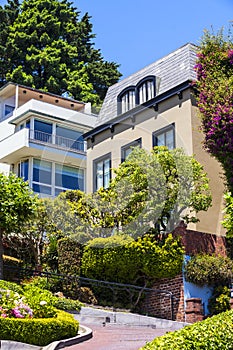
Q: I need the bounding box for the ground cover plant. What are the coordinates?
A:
[140,309,233,350]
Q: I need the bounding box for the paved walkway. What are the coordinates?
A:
[64,324,167,350]
[62,306,187,350]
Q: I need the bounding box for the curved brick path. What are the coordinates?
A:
[64,324,167,350]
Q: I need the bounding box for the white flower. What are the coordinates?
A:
[39,301,47,306]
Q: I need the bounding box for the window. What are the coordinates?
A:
[18,160,29,181]
[32,159,52,195]
[55,164,84,194]
[137,78,155,104]
[19,119,30,131]
[152,124,175,150]
[121,138,142,162]
[93,154,111,191]
[118,88,136,114]
[32,159,84,196]
[4,104,14,117]
[56,126,84,151]
[117,76,156,114]
[34,120,52,143]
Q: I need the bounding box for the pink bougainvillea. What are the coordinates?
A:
[194,30,233,191]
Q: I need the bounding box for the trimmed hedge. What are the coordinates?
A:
[140,310,233,350]
[81,234,184,285]
[0,310,79,346]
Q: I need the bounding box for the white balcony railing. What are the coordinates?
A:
[29,129,86,153]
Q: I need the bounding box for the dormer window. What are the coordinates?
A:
[137,78,155,104]
[117,76,156,115]
[118,87,136,114]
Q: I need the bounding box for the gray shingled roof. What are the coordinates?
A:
[96,43,198,127]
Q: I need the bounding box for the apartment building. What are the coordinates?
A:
[84,43,225,235]
[0,82,96,197]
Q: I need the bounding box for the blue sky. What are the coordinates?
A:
[75,0,233,79]
[1,0,233,79]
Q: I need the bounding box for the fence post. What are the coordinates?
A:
[171,294,174,321]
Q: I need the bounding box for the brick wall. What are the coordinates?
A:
[142,274,185,322]
[141,223,227,322]
[173,221,227,256]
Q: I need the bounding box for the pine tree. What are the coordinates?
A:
[1,0,121,108]
[0,0,20,85]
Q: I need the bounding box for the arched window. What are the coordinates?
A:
[117,76,156,115]
[118,87,136,114]
[136,76,156,105]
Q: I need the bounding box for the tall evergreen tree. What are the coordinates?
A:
[1,0,121,109]
[0,0,20,86]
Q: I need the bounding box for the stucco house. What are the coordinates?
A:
[0,82,96,197]
[84,43,225,235]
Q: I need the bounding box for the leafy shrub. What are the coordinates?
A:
[58,238,83,275]
[0,310,79,346]
[208,285,231,315]
[77,286,98,304]
[184,254,233,286]
[82,234,184,285]
[57,238,83,297]
[54,297,82,312]
[23,286,57,318]
[0,280,23,294]
[21,276,50,290]
[140,309,233,350]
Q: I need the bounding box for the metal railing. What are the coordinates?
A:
[29,130,86,153]
[4,266,178,320]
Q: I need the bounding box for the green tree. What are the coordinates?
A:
[67,146,212,239]
[0,173,39,279]
[1,0,121,109]
[0,0,20,85]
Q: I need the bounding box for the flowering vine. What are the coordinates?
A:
[194,29,233,192]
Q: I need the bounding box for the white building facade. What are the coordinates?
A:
[0,82,96,197]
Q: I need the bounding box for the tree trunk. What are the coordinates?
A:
[0,228,4,279]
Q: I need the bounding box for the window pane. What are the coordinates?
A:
[26,120,30,129]
[156,133,165,146]
[103,159,110,189]
[121,90,135,113]
[96,160,103,189]
[55,164,84,191]
[33,183,52,195]
[5,105,14,117]
[56,126,84,151]
[33,159,52,185]
[166,129,174,150]
[34,120,52,143]
[20,160,29,181]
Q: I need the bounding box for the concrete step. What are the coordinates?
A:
[73,306,188,330]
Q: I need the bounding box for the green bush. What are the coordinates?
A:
[57,238,83,297]
[208,285,231,315]
[184,254,233,286]
[140,309,233,350]
[21,276,50,289]
[81,234,184,285]
[0,280,23,294]
[0,310,79,346]
[54,297,82,312]
[23,285,57,318]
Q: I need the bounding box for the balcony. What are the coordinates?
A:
[30,129,86,153]
[0,128,87,166]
